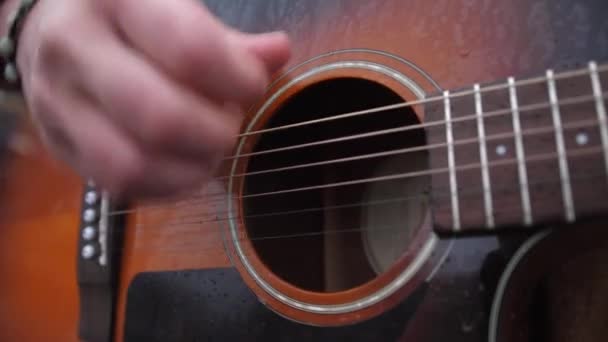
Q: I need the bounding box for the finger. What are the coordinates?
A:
[104,0,273,105]
[26,76,144,196]
[231,30,291,74]
[27,79,215,199]
[69,23,240,160]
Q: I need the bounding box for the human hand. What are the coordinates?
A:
[13,0,290,198]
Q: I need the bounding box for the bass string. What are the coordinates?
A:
[233,62,608,139]
[122,170,608,254]
[220,93,605,162]
[120,146,605,236]
[109,116,604,216]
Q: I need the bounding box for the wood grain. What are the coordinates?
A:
[0,0,606,341]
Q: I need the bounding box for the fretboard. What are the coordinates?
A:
[425,61,608,235]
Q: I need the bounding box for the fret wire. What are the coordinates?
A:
[589,61,608,183]
[444,90,461,231]
[474,84,495,229]
[547,70,576,222]
[508,77,533,226]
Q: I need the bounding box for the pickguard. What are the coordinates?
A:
[123,268,427,342]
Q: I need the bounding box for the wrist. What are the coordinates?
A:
[0,0,21,36]
[0,0,38,91]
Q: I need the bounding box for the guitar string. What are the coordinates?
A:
[108,166,605,254]
[132,91,607,210]
[233,62,608,139]
[128,165,605,237]
[2,65,602,215]
[91,64,608,211]
[115,116,603,220]
[149,193,432,227]
[219,96,600,179]
[6,68,608,257]
[116,144,604,237]
[117,115,600,222]
[131,141,603,226]
[0,62,603,163]
[222,93,602,161]
[109,109,604,217]
[0,92,601,195]
[125,168,607,254]
[2,66,606,253]
[0,66,604,188]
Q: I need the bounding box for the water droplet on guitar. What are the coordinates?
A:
[461,322,474,333]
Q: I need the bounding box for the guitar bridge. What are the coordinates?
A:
[79,181,110,266]
[77,180,125,342]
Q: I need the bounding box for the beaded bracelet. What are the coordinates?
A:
[0,0,38,92]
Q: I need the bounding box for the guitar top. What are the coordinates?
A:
[0,0,607,341]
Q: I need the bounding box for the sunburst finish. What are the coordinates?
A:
[0,1,607,341]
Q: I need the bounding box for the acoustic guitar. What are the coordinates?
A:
[1,0,607,341]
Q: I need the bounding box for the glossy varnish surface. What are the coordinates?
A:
[0,0,606,341]
[0,113,83,341]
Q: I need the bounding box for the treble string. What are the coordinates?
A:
[129,223,417,254]
[123,169,608,254]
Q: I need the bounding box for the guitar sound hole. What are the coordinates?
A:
[242,77,430,293]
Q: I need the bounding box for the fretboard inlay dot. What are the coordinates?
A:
[576,132,590,146]
[496,144,508,156]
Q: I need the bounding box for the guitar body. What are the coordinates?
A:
[1,0,607,341]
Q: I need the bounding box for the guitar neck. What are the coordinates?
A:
[425,61,608,235]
